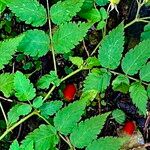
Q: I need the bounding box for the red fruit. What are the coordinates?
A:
[63,84,76,101]
[123,121,136,136]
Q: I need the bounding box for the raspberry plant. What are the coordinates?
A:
[0,0,150,149]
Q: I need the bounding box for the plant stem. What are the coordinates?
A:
[109,70,149,86]
[0,111,38,141]
[46,0,57,73]
[0,102,8,125]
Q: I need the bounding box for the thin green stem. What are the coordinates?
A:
[46,0,57,73]
[0,111,38,141]
[109,70,149,86]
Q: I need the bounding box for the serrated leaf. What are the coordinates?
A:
[4,0,47,27]
[79,9,101,22]
[0,73,14,97]
[85,57,100,69]
[18,30,50,57]
[141,23,150,41]
[69,56,83,68]
[0,34,24,69]
[7,104,32,126]
[20,125,59,150]
[122,40,150,75]
[54,100,86,135]
[129,82,148,115]
[52,22,92,54]
[112,74,130,93]
[86,137,128,150]
[14,71,36,101]
[0,1,6,13]
[98,23,124,69]
[95,0,108,6]
[32,96,44,108]
[20,141,34,150]
[84,69,111,92]
[37,71,61,89]
[81,0,94,11]
[139,62,150,82]
[39,101,63,118]
[70,112,110,148]
[9,140,20,150]
[112,109,125,124]
[50,0,84,25]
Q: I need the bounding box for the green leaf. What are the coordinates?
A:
[69,56,83,68]
[121,40,150,75]
[79,9,101,22]
[37,71,61,89]
[0,1,6,13]
[83,69,111,92]
[20,125,59,150]
[139,62,150,82]
[54,100,86,135]
[99,7,108,20]
[141,23,150,41]
[129,82,148,115]
[86,137,128,150]
[112,74,130,93]
[98,23,124,69]
[39,101,63,118]
[50,0,84,25]
[95,0,108,6]
[9,140,20,150]
[112,109,125,124]
[0,34,24,69]
[0,73,14,97]
[14,71,36,101]
[18,30,50,57]
[81,0,94,11]
[97,20,106,30]
[32,96,44,109]
[70,112,110,148]
[52,22,92,54]
[85,57,100,69]
[20,141,34,150]
[7,104,32,126]
[4,0,47,27]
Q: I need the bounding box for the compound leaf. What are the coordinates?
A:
[4,0,47,27]
[20,125,59,150]
[0,35,24,69]
[37,71,61,89]
[86,137,128,150]
[83,69,111,92]
[54,100,86,135]
[98,23,124,69]
[129,82,148,115]
[50,0,84,25]
[7,104,32,127]
[112,109,125,124]
[52,22,92,54]
[122,40,150,75]
[112,74,130,93]
[139,62,150,82]
[18,30,50,58]
[14,71,36,101]
[0,73,14,97]
[70,112,110,148]
[39,101,63,118]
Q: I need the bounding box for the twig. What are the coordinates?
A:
[0,102,8,125]
[0,96,13,102]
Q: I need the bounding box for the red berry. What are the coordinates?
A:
[63,84,76,102]
[123,121,136,135]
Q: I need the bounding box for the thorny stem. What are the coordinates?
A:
[46,0,57,73]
